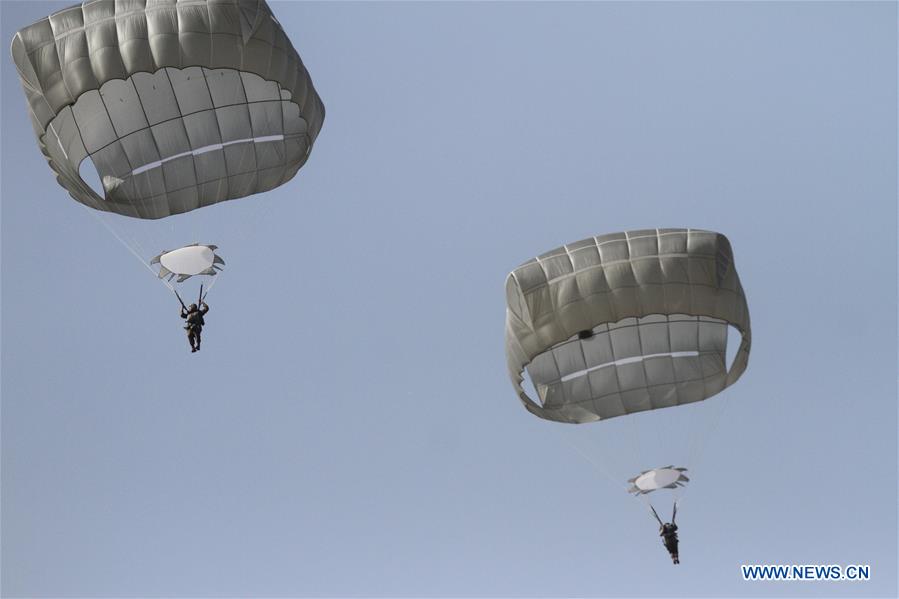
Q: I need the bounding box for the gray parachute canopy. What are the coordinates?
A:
[11,0,324,220]
[505,229,751,424]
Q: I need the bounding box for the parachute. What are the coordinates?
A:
[505,228,750,424]
[628,466,689,495]
[505,228,751,517]
[11,0,324,311]
[10,0,325,219]
[151,243,224,283]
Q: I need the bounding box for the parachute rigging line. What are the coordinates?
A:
[84,205,173,292]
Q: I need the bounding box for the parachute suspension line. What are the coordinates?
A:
[684,391,731,478]
[201,273,220,300]
[234,191,279,244]
[90,207,145,258]
[665,319,724,500]
[678,316,706,470]
[553,428,630,494]
[642,495,663,524]
[173,288,188,311]
[635,316,667,466]
[626,412,646,472]
[681,403,706,480]
[648,402,667,468]
[639,491,681,527]
[84,205,166,286]
[666,393,730,505]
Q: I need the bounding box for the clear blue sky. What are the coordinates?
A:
[2,1,896,597]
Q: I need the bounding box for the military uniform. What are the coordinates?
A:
[660,523,679,564]
[181,303,209,352]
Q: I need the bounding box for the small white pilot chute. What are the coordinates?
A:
[150,244,225,284]
[628,466,690,495]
